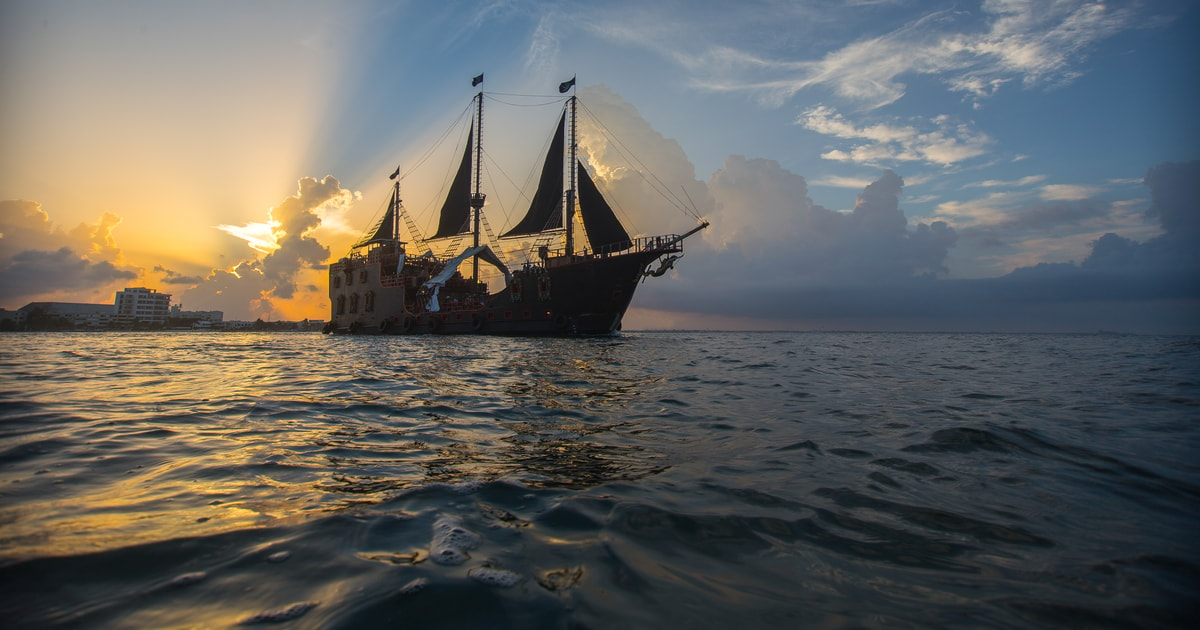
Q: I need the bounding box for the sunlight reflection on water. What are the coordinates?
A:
[1,331,1198,627]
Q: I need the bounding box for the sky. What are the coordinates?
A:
[1,0,1197,333]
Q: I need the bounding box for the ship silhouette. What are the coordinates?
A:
[325,78,707,335]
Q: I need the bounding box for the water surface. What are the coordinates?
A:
[1,332,1197,627]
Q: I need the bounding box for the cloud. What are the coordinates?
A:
[1143,160,1200,244]
[669,0,1135,110]
[1040,184,1104,201]
[1077,161,1200,276]
[965,175,1047,188]
[698,160,956,281]
[216,222,277,254]
[800,106,991,166]
[811,175,875,189]
[955,0,1133,93]
[525,12,562,76]
[0,200,139,303]
[181,175,354,317]
[576,85,714,239]
[153,265,204,285]
[579,91,1193,332]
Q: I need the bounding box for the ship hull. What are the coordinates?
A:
[326,248,664,336]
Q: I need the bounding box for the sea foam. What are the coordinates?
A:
[430,515,481,566]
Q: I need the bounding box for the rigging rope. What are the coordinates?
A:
[576,101,704,222]
[397,101,473,181]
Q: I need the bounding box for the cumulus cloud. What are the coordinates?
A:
[576,85,714,238]
[1082,161,1200,275]
[180,175,354,318]
[698,159,956,282]
[0,200,139,303]
[584,88,1192,332]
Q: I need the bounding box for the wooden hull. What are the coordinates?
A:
[326,248,666,336]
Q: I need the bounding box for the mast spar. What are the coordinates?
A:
[566,94,577,257]
[471,91,485,280]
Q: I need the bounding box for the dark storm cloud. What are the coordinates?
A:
[0,200,139,303]
[632,158,1197,332]
[1143,160,1200,246]
[0,247,136,301]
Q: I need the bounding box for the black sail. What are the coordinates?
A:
[501,113,565,238]
[431,130,474,239]
[354,202,395,247]
[576,160,632,251]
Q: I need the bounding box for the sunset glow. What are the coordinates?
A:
[2,1,1196,332]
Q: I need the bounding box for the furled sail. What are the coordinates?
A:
[354,202,396,248]
[431,130,474,239]
[501,112,565,238]
[576,160,632,251]
[422,244,512,311]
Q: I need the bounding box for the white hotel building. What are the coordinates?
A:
[114,287,171,325]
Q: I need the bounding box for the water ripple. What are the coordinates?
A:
[0,331,1197,628]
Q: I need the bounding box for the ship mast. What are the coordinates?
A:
[470,91,486,280]
[565,93,577,257]
[392,180,400,242]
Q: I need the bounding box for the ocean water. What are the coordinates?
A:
[1,331,1197,628]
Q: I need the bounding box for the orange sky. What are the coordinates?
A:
[2,1,1197,332]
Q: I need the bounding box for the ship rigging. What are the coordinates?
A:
[325,77,707,335]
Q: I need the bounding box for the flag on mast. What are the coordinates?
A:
[472,73,484,87]
[558,75,576,93]
[389,166,400,180]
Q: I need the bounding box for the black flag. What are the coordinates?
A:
[558,76,576,93]
[472,73,484,87]
[389,166,400,180]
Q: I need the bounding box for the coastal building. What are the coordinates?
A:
[114,287,171,325]
[169,305,223,323]
[15,302,117,329]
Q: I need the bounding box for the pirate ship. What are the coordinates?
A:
[325,78,707,335]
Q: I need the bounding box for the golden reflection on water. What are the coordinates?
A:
[1,333,665,562]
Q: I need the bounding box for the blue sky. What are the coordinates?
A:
[1,0,1197,332]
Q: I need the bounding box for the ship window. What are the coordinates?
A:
[333,276,341,288]
[345,271,354,286]
[359,270,368,283]
[336,295,346,315]
[349,293,359,314]
[364,291,375,312]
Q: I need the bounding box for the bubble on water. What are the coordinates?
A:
[431,546,469,565]
[430,515,480,566]
[468,567,521,588]
[451,478,485,493]
[266,550,291,563]
[398,577,428,595]
[238,601,318,624]
[168,571,206,587]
